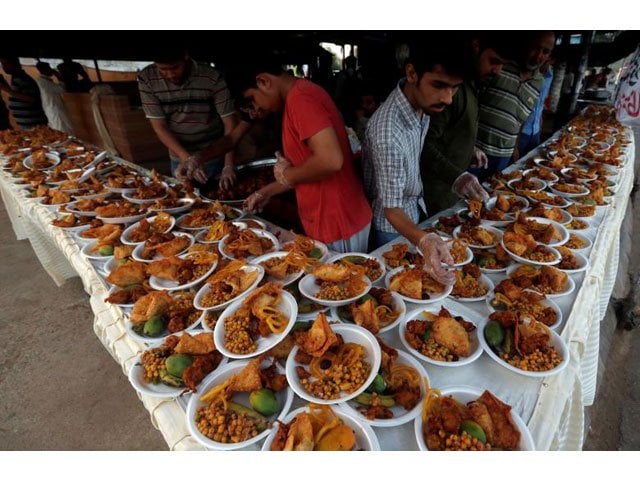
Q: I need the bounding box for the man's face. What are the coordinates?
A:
[155,59,188,85]
[526,32,555,71]
[477,48,505,81]
[240,75,282,119]
[412,65,463,115]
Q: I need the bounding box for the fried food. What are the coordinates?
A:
[224,229,275,258]
[130,290,173,324]
[294,312,338,358]
[405,307,476,361]
[106,261,147,287]
[389,267,446,300]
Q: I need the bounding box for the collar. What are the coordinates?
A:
[395,79,426,129]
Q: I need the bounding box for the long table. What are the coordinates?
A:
[0,122,634,450]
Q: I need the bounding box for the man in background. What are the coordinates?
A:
[472,31,554,181]
[56,57,93,93]
[518,55,555,158]
[0,57,48,130]
[137,48,238,188]
[421,32,509,215]
[34,61,74,134]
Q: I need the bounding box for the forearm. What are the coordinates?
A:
[259,180,292,198]
[283,153,340,184]
[384,208,426,246]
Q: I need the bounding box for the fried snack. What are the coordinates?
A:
[434,213,464,235]
[224,229,275,258]
[507,214,561,245]
[106,261,147,287]
[334,255,383,282]
[405,306,476,361]
[509,265,568,295]
[451,263,488,299]
[261,251,312,280]
[271,404,357,451]
[336,287,400,334]
[456,222,498,247]
[490,280,558,327]
[555,246,580,270]
[294,316,371,401]
[222,283,289,355]
[282,233,324,260]
[94,200,143,218]
[566,203,595,218]
[389,267,446,300]
[203,220,240,242]
[312,263,368,301]
[202,259,260,307]
[424,388,520,451]
[294,312,338,358]
[381,243,422,269]
[130,290,173,324]
[525,203,566,223]
[502,232,556,263]
[474,248,510,271]
[565,233,587,250]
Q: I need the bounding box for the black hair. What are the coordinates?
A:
[405,35,473,80]
[474,31,517,63]
[224,53,286,102]
[36,61,53,76]
[152,45,188,64]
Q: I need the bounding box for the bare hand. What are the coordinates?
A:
[219,165,236,191]
[418,233,455,285]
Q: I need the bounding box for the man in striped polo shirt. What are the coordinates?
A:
[0,57,48,130]
[138,49,237,186]
[473,31,555,182]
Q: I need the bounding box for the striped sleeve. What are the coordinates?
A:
[137,73,164,119]
[211,76,235,118]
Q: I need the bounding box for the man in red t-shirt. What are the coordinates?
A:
[228,58,373,253]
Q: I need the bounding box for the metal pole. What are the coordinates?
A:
[93,59,103,83]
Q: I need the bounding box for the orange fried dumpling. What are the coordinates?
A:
[281,413,315,451]
[174,332,216,355]
[229,357,263,393]
[106,261,146,287]
[294,312,338,357]
[130,290,172,324]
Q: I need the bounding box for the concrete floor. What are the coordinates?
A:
[0,202,166,450]
[1,130,639,450]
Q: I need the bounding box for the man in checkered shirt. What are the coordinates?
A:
[363,40,470,284]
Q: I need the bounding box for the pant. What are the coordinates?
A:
[518,132,541,159]
[468,154,511,183]
[371,229,399,250]
[326,222,371,254]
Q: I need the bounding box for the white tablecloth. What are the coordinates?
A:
[0,125,634,450]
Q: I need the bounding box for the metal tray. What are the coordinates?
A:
[207,157,277,204]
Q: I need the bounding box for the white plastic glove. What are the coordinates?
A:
[452,172,490,202]
[243,191,269,213]
[273,151,293,188]
[175,155,207,184]
[417,232,455,285]
[218,165,237,191]
[470,146,489,169]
